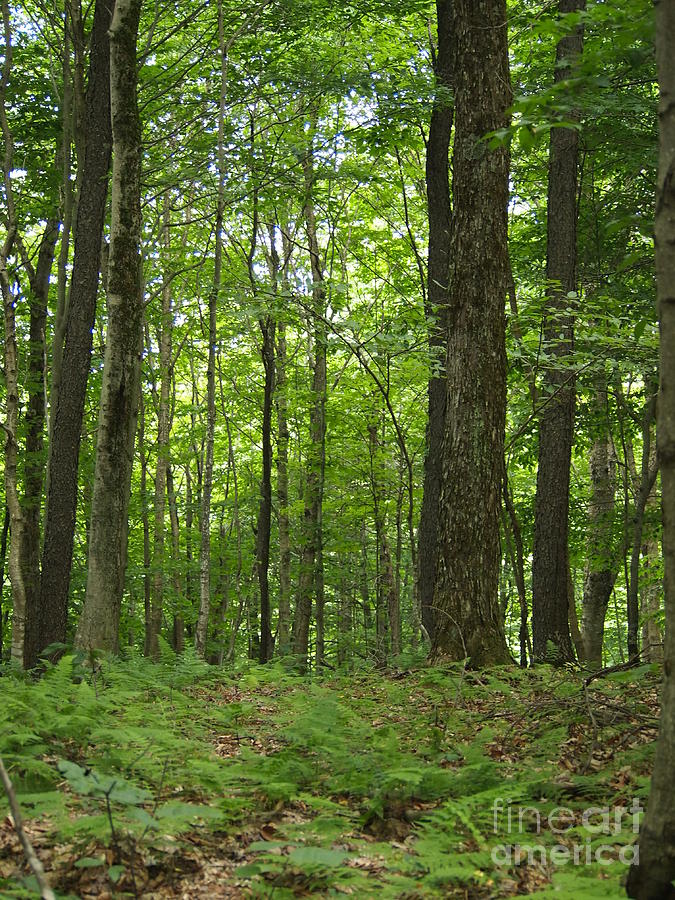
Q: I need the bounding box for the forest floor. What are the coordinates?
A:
[0,650,662,899]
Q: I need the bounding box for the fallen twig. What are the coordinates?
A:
[0,753,55,900]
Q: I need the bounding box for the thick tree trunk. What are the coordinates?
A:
[76,0,143,653]
[417,0,453,643]
[581,386,617,667]
[626,3,675,895]
[39,0,113,654]
[431,0,512,667]
[531,0,585,665]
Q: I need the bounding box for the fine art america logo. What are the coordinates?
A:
[491,797,642,867]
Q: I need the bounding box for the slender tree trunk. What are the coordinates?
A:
[257,314,275,663]
[39,0,113,655]
[224,415,244,662]
[502,476,530,667]
[641,484,663,663]
[195,0,225,658]
[531,0,585,665]
[185,464,195,638]
[581,385,617,667]
[368,422,400,659]
[360,520,372,651]
[0,503,8,660]
[431,0,512,667]
[626,3,675,893]
[21,221,59,668]
[292,136,327,671]
[139,398,153,655]
[276,319,292,655]
[149,193,173,658]
[627,387,659,660]
[417,0,453,643]
[76,0,144,653]
[166,467,185,651]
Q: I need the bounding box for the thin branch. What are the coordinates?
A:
[0,755,56,900]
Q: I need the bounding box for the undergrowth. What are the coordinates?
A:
[0,649,660,898]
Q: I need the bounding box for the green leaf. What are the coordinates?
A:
[75,856,105,869]
[287,846,349,868]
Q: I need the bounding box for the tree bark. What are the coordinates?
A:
[431,0,512,667]
[166,467,185,652]
[292,136,327,671]
[275,313,291,656]
[195,0,226,658]
[626,2,675,894]
[257,313,275,663]
[39,0,113,655]
[641,483,663,663]
[417,0,453,644]
[627,386,659,660]
[76,0,143,653]
[20,221,59,668]
[531,0,585,665]
[148,193,173,658]
[581,385,617,667]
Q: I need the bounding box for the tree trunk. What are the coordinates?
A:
[531,0,585,665]
[581,385,617,667]
[20,221,59,668]
[502,476,530,667]
[257,314,275,663]
[166,467,185,652]
[148,193,173,657]
[195,0,226,658]
[276,317,292,655]
[76,0,143,653]
[627,386,659,661]
[641,485,663,663]
[626,2,675,894]
[369,422,401,659]
[431,0,512,667]
[39,0,113,655]
[360,521,372,650]
[417,0,453,644]
[292,136,327,672]
[138,398,154,655]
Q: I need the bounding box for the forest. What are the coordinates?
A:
[1,0,674,897]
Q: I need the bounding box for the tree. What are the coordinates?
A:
[626,0,675,895]
[431,0,512,666]
[75,0,144,652]
[417,0,453,643]
[38,0,113,657]
[531,0,586,665]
